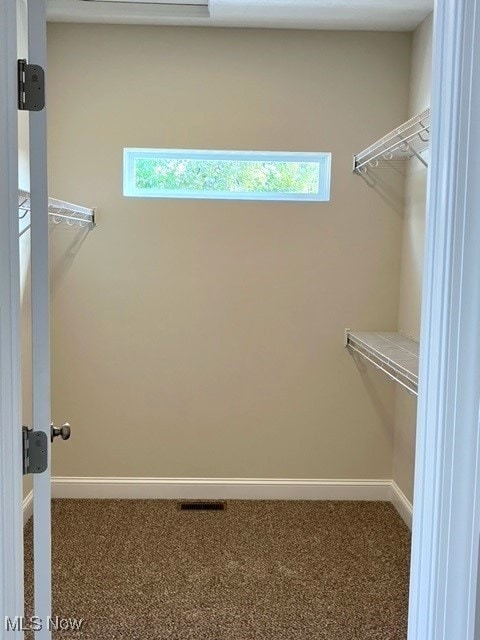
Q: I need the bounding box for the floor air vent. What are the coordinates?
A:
[179,501,226,511]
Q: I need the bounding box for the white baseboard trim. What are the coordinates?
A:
[23,490,33,526]
[390,481,413,529]
[23,478,412,529]
[51,476,393,502]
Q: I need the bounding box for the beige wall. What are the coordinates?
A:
[393,13,433,503]
[47,24,411,479]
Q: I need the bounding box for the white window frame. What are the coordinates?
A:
[123,148,332,202]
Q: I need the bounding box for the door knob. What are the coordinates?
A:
[51,422,71,442]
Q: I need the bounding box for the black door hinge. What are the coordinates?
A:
[18,59,45,111]
[23,426,48,475]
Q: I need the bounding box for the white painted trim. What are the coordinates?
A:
[28,2,52,638]
[28,477,412,531]
[391,481,413,530]
[46,477,412,528]
[23,491,33,526]
[0,0,24,634]
[408,1,480,639]
[51,476,392,502]
[46,0,431,31]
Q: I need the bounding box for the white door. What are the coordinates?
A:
[26,0,52,638]
[0,0,24,637]
[1,0,52,638]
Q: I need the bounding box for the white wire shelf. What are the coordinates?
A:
[18,189,96,235]
[345,330,419,396]
[353,108,430,173]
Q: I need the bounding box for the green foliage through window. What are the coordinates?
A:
[124,149,331,201]
[134,158,320,195]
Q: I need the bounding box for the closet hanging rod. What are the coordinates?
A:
[19,224,31,238]
[18,190,96,229]
[355,122,429,172]
[345,330,419,396]
[49,212,96,226]
[347,342,417,396]
[353,108,430,173]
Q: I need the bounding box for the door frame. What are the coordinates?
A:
[0,0,24,636]
[2,0,480,638]
[408,0,480,638]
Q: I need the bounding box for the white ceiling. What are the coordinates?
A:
[47,0,433,31]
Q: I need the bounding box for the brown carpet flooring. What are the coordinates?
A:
[24,499,410,640]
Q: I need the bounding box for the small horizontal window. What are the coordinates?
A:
[123,149,331,201]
